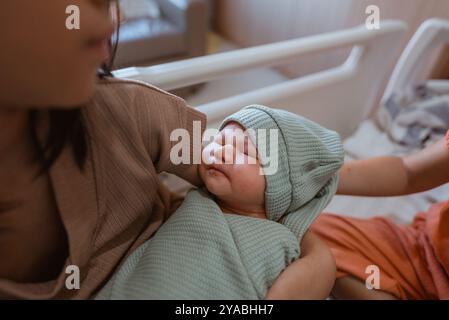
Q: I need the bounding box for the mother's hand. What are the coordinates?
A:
[265,230,336,300]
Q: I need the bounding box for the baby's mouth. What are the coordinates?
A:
[206,164,228,178]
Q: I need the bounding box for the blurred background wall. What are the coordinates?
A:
[214,0,449,79]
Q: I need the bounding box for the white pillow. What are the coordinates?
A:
[120,0,161,20]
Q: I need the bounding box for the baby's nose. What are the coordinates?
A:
[202,142,234,165]
[216,144,235,164]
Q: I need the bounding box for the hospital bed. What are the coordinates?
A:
[114,19,449,225]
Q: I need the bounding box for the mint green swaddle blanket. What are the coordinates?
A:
[96,105,344,300]
[96,189,300,299]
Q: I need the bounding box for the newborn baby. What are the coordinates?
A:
[200,105,344,237]
[96,105,344,300]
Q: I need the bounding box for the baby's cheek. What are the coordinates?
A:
[234,166,265,191]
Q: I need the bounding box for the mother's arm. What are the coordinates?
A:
[337,136,449,197]
[265,231,336,300]
[125,80,207,186]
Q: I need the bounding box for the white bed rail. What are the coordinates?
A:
[383,18,449,103]
[114,20,407,138]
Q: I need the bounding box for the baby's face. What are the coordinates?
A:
[199,122,266,213]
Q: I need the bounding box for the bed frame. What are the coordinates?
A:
[115,19,449,138]
[113,20,407,138]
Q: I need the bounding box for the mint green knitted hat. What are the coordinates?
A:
[220,105,344,239]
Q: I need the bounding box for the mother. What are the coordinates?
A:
[0,0,334,299]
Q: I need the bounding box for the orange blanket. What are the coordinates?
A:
[312,200,449,299]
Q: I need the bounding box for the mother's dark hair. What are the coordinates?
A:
[29,1,120,174]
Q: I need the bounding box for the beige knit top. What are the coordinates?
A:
[0,77,206,299]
